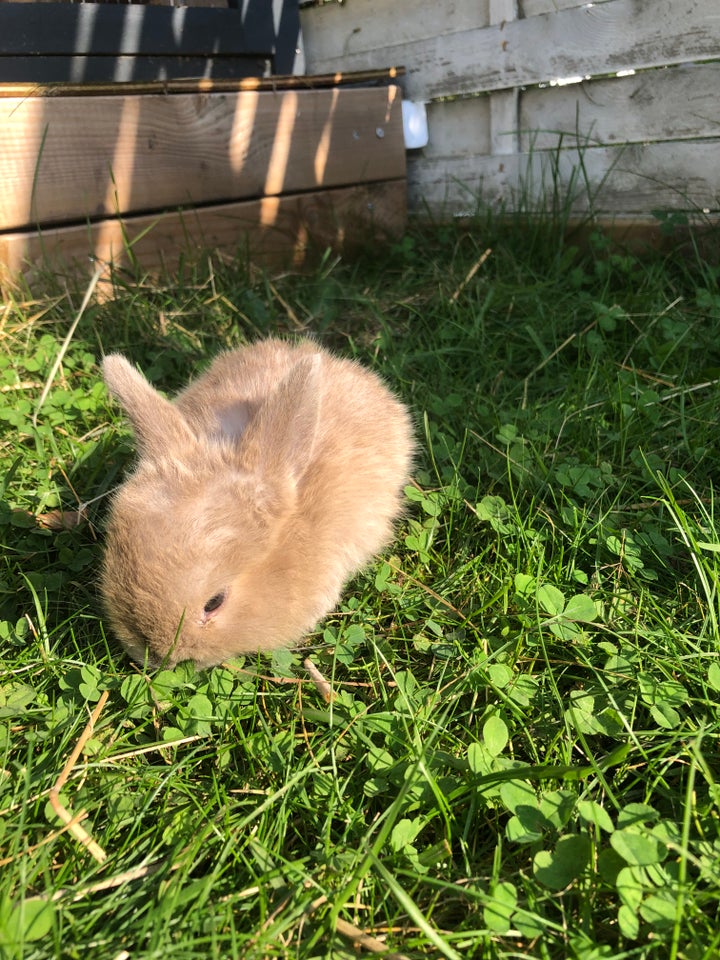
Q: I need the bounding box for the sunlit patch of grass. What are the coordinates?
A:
[1,216,720,958]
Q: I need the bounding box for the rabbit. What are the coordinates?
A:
[100,338,415,668]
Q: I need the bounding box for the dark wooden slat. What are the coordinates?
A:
[0,55,269,84]
[0,3,264,57]
[270,0,302,74]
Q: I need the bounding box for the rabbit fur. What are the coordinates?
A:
[100,338,415,668]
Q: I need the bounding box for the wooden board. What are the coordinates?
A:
[301,0,490,101]
[302,0,719,221]
[0,0,304,80]
[302,0,720,100]
[302,0,490,66]
[488,0,518,156]
[408,140,720,217]
[420,99,491,162]
[0,85,405,231]
[0,180,407,286]
[520,0,598,15]
[0,69,405,99]
[0,4,255,56]
[415,62,720,159]
[520,62,720,150]
[0,55,269,84]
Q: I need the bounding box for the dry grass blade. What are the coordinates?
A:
[386,557,463,616]
[54,857,180,903]
[48,690,110,864]
[303,657,334,703]
[0,811,90,868]
[335,917,412,959]
[267,279,306,330]
[522,317,598,409]
[449,247,491,302]
[32,266,102,428]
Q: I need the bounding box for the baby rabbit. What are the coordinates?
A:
[100,338,415,668]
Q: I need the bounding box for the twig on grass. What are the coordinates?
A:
[97,735,203,763]
[0,709,191,819]
[221,662,306,685]
[621,295,684,366]
[658,378,720,402]
[35,508,85,531]
[335,916,412,959]
[300,895,412,960]
[468,428,534,479]
[221,661,393,691]
[522,317,598,409]
[303,657,334,703]
[0,810,90,868]
[0,295,64,341]
[449,248,492,303]
[48,689,109,864]
[54,858,179,902]
[386,557,464,617]
[268,279,306,330]
[614,362,675,388]
[0,380,43,392]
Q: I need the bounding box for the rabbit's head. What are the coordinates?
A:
[101,353,322,667]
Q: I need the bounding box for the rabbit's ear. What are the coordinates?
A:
[103,354,195,455]
[242,354,321,483]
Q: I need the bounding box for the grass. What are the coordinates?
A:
[1,214,720,959]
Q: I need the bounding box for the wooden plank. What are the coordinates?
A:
[0,180,407,286]
[564,216,720,258]
[418,71,717,170]
[158,1,231,8]
[301,0,490,99]
[0,85,405,231]
[520,0,602,15]
[149,1,232,8]
[407,139,720,216]
[0,0,303,74]
[488,0,518,156]
[520,62,720,150]
[301,0,490,65]
[0,55,269,84]
[0,68,405,98]
[0,4,259,56]
[421,99,491,161]
[302,0,720,100]
[271,0,305,75]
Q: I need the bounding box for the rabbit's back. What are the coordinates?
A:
[175,338,412,479]
[301,349,413,551]
[175,339,318,442]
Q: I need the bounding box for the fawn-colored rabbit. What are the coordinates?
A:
[100,338,414,668]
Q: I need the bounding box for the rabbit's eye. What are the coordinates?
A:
[203,591,226,614]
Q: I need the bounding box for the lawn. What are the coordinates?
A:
[1,216,720,959]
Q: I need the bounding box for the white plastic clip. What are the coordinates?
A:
[401,100,429,149]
